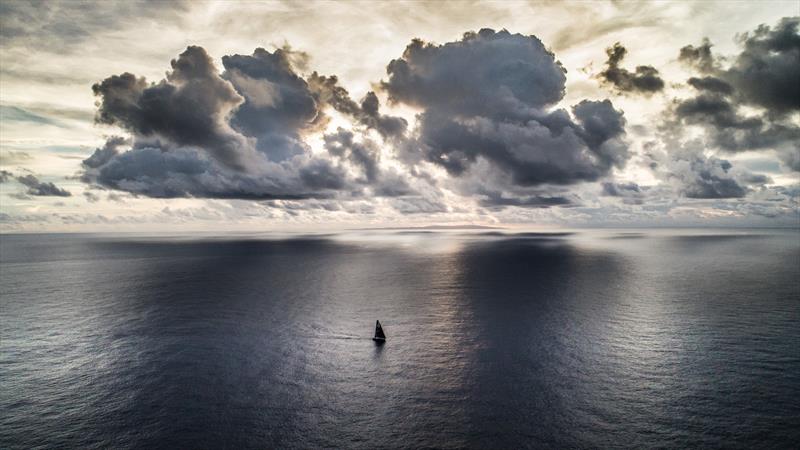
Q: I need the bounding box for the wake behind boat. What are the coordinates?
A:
[373,320,386,343]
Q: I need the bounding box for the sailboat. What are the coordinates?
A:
[373,320,386,343]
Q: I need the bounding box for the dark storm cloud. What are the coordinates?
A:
[92,46,257,172]
[674,17,800,171]
[308,73,407,138]
[674,93,800,158]
[598,43,664,94]
[83,45,419,201]
[0,170,13,183]
[382,29,629,199]
[722,17,800,116]
[675,94,757,130]
[15,174,71,197]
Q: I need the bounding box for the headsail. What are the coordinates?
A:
[374,320,386,341]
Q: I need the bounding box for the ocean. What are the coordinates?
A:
[1,229,798,448]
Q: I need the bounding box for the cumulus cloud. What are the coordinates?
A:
[82,136,128,169]
[221,47,321,161]
[92,46,258,172]
[721,17,800,116]
[83,46,367,200]
[678,157,747,199]
[71,21,794,222]
[646,138,760,200]
[598,43,665,94]
[83,31,632,212]
[675,17,800,170]
[381,28,629,207]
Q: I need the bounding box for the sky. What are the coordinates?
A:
[0,0,798,232]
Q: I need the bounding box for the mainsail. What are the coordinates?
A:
[373,320,386,341]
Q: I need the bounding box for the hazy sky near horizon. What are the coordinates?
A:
[0,0,798,231]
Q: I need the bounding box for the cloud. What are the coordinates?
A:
[381,28,629,207]
[646,139,754,200]
[322,128,413,196]
[601,182,645,204]
[722,17,800,116]
[83,143,339,200]
[88,35,627,210]
[323,128,380,183]
[678,17,800,115]
[92,46,258,172]
[82,136,128,168]
[0,151,33,165]
[83,46,374,200]
[106,192,127,203]
[0,105,64,127]
[686,76,733,95]
[15,174,71,197]
[83,191,100,203]
[221,47,321,161]
[0,170,13,183]
[0,0,190,51]
[598,43,665,95]
[679,157,747,199]
[69,21,793,223]
[308,74,408,139]
[477,190,573,209]
[383,29,568,116]
[675,17,800,170]
[679,38,715,73]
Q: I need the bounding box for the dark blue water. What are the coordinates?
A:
[1,229,799,448]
